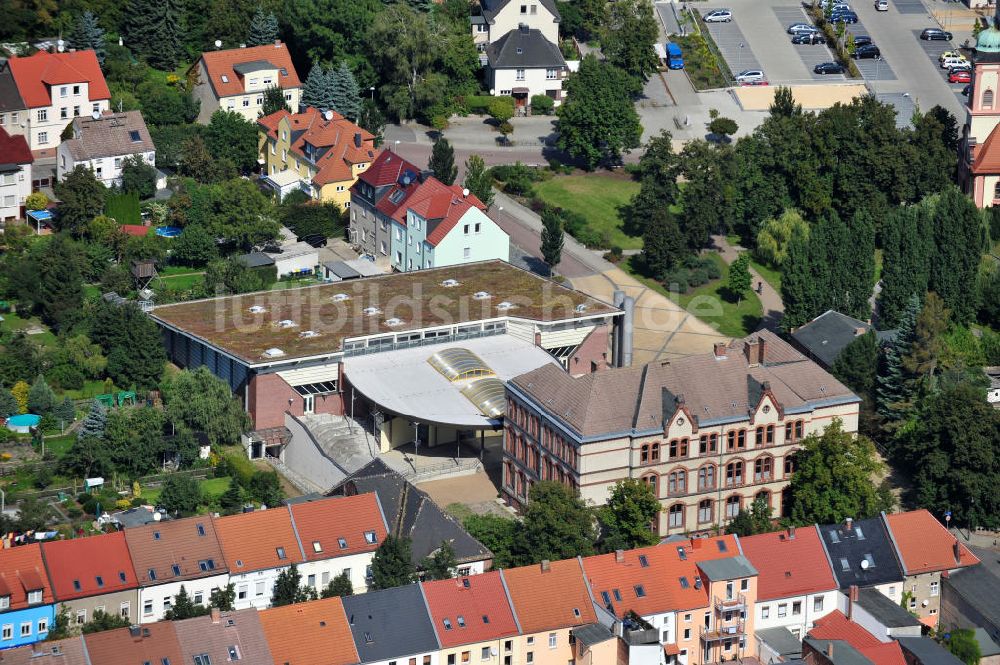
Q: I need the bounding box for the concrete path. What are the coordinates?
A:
[712,234,785,331]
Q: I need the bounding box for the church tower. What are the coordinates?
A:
[960,7,1000,207]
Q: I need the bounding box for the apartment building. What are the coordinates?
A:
[0,543,55,649]
[4,49,111,152]
[0,127,33,222]
[173,608,276,665]
[191,42,301,124]
[56,111,156,188]
[504,331,861,534]
[818,517,905,606]
[348,149,421,259]
[260,597,358,665]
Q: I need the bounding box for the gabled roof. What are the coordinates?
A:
[174,609,275,665]
[199,42,301,99]
[213,508,303,574]
[0,64,26,113]
[487,26,567,70]
[791,310,872,368]
[83,623,184,665]
[0,543,53,610]
[258,107,377,186]
[501,558,597,634]
[7,50,110,108]
[123,515,228,587]
[354,150,420,190]
[41,531,138,601]
[342,584,440,663]
[972,122,1000,174]
[259,597,358,665]
[62,110,155,162]
[808,611,906,665]
[287,494,387,562]
[658,535,743,610]
[740,527,838,601]
[818,518,904,590]
[480,0,561,24]
[883,510,979,575]
[583,544,679,618]
[0,127,32,168]
[0,636,89,665]
[422,571,519,648]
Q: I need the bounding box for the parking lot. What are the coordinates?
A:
[699,12,764,80]
[913,29,969,105]
[842,16,898,81]
[891,0,927,14]
[772,6,844,80]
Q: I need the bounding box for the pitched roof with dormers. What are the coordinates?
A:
[583,544,678,618]
[0,543,52,611]
[6,50,110,108]
[287,494,387,562]
[259,597,358,665]
[501,558,597,634]
[198,42,301,99]
[83,623,184,665]
[422,571,520,648]
[0,636,89,665]
[123,516,228,587]
[258,107,377,186]
[662,535,744,610]
[883,510,979,575]
[213,508,303,574]
[41,531,138,602]
[174,609,275,665]
[382,174,487,245]
[740,527,839,601]
[62,110,155,162]
[341,584,440,663]
[355,150,420,189]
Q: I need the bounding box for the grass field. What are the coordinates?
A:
[0,311,56,346]
[63,380,118,401]
[141,476,231,506]
[160,273,204,290]
[532,174,643,250]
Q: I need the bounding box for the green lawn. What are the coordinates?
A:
[160,273,204,290]
[141,476,231,506]
[749,258,782,293]
[532,174,643,250]
[0,311,56,346]
[41,434,76,458]
[160,266,203,277]
[62,380,117,401]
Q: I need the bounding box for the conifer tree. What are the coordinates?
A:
[122,0,184,71]
[247,6,279,47]
[301,63,333,110]
[67,12,107,65]
[0,387,18,419]
[463,155,494,207]
[876,294,920,424]
[540,208,564,276]
[428,138,457,186]
[331,62,360,121]
[370,536,416,590]
[77,400,108,441]
[780,229,817,328]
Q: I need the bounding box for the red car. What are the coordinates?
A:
[949,69,971,83]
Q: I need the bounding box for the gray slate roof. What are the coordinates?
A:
[818,517,904,590]
[698,555,758,581]
[0,64,25,112]
[232,60,277,75]
[63,110,155,162]
[329,459,491,566]
[975,628,1000,657]
[237,252,276,268]
[804,638,874,665]
[856,587,921,628]
[897,637,966,665]
[792,310,873,368]
[757,626,803,658]
[944,564,1000,628]
[573,623,615,648]
[480,0,561,24]
[341,584,439,663]
[487,26,567,70]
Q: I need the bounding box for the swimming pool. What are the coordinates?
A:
[7,414,40,433]
[155,226,182,238]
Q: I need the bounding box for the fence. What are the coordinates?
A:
[10,467,214,504]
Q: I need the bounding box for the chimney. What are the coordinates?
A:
[845,517,853,532]
[211,608,221,624]
[274,39,281,46]
[714,342,727,358]
[691,538,703,550]
[129,626,141,638]
[615,549,625,564]
[848,584,858,619]
[758,337,767,365]
[541,559,550,572]
[826,642,834,659]
[744,338,760,367]
[953,540,962,566]
[694,577,703,590]
[519,23,529,33]
[788,526,796,540]
[354,132,362,148]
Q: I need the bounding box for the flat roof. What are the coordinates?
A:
[151,260,617,364]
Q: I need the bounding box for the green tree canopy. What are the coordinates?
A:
[260,85,291,117]
[161,367,251,446]
[462,514,520,568]
[184,178,279,250]
[67,11,106,65]
[727,253,752,305]
[321,571,355,598]
[641,208,685,281]
[209,584,236,611]
[205,110,260,174]
[943,627,982,665]
[540,208,564,275]
[521,481,597,563]
[755,209,807,267]
[165,585,210,620]
[429,138,458,186]
[725,497,773,537]
[90,301,166,390]
[370,535,416,590]
[119,154,158,199]
[602,0,659,85]
[247,6,279,46]
[422,540,457,580]
[330,61,361,121]
[272,563,315,606]
[55,166,105,236]
[463,155,494,208]
[171,223,218,267]
[82,609,130,634]
[122,0,184,70]
[625,130,680,237]
[597,478,660,552]
[27,375,56,416]
[35,235,85,332]
[158,474,203,514]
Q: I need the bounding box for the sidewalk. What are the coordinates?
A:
[712,234,784,331]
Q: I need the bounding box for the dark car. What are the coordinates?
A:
[830,11,858,23]
[853,44,881,59]
[814,62,846,74]
[852,34,873,47]
[792,32,826,44]
[298,234,328,248]
[921,28,953,40]
[962,83,971,96]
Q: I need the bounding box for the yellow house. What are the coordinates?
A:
[258,106,378,207]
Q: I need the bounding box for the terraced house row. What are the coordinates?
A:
[0,508,985,665]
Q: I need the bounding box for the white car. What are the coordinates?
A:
[703,9,733,22]
[875,0,888,10]
[940,55,968,69]
[735,69,765,83]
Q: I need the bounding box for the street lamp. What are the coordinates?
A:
[369,86,375,101]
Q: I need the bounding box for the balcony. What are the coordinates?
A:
[714,593,746,613]
[700,619,745,643]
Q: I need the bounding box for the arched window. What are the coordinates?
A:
[642,473,658,497]
[784,453,796,477]
[668,503,684,528]
[668,470,686,495]
[698,465,716,490]
[725,495,741,519]
[650,442,661,462]
[766,424,775,445]
[755,426,765,446]
[755,490,771,509]
[725,461,744,487]
[985,88,994,109]
[698,499,713,524]
[754,456,773,482]
[640,444,649,464]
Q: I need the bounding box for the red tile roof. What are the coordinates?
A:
[583,544,676,617]
[213,508,302,574]
[259,596,359,665]
[0,127,33,165]
[199,43,301,99]
[973,123,1000,174]
[7,50,111,108]
[288,494,387,561]
[120,224,150,237]
[740,527,838,601]
[501,558,597,634]
[83,622,184,665]
[123,516,228,586]
[808,610,907,665]
[41,532,138,601]
[372,172,486,245]
[422,571,519,647]
[355,150,420,189]
[258,107,377,186]
[884,510,979,575]
[659,535,742,611]
[0,544,53,610]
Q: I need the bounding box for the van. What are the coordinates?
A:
[666,42,684,69]
[875,0,888,10]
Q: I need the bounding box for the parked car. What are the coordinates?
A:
[875,0,888,10]
[962,83,971,96]
[921,28,953,40]
[814,62,847,74]
[940,55,968,69]
[787,23,818,34]
[792,32,826,44]
[851,34,873,47]
[703,9,733,22]
[830,11,858,23]
[735,69,765,83]
[948,61,972,71]
[949,69,972,83]
[853,44,881,59]
[830,2,851,11]
[938,49,963,61]
[297,234,328,248]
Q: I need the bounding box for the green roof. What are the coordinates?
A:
[978,26,1000,53]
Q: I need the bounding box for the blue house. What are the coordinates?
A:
[0,543,55,649]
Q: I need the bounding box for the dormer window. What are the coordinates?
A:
[276,547,287,560]
[338,538,348,549]
[72,580,81,591]
[221,75,229,83]
[313,541,323,553]
[0,595,9,609]
[364,531,377,544]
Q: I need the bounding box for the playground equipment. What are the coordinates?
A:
[94,391,137,408]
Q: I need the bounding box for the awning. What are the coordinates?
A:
[277,364,340,387]
[511,87,530,94]
[664,644,681,656]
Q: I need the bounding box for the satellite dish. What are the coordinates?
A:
[860,559,870,570]
[56,39,64,52]
[91,110,101,120]
[214,39,222,48]
[323,109,334,121]
[462,188,470,197]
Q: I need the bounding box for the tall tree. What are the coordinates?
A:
[462,514,520,568]
[77,400,108,441]
[831,331,879,400]
[677,140,736,250]
[205,110,259,174]
[321,571,354,598]
[82,610,130,634]
[209,585,236,611]
[755,208,808,268]
[247,5,279,46]
[602,0,659,86]
[520,481,597,563]
[780,229,817,328]
[285,0,383,68]
[929,187,985,324]
[943,628,982,665]
[119,154,158,199]
[27,376,56,416]
[260,86,290,117]
[0,387,18,419]
[161,367,251,445]
[165,585,209,620]
[36,235,85,332]
[156,473,203,514]
[540,208,564,276]
[878,203,933,328]
[330,61,361,120]
[301,63,334,110]
[876,294,920,425]
[122,0,184,70]
[272,564,314,606]
[727,253,752,306]
[463,155,493,207]
[422,541,457,580]
[641,208,684,281]
[370,535,416,590]
[358,99,386,147]
[91,301,167,389]
[67,11,106,65]
[901,292,949,392]
[597,478,660,552]
[625,130,679,237]
[556,55,642,169]
[725,497,773,537]
[55,165,105,236]
[428,138,458,186]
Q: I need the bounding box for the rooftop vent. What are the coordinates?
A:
[332,293,350,302]
[299,330,320,339]
[262,348,285,358]
[277,319,297,328]
[384,318,403,327]
[496,301,514,311]
[574,304,588,314]
[472,291,491,300]
[248,305,266,314]
[362,306,382,316]
[441,279,460,288]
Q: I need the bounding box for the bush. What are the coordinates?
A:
[464,95,496,115]
[688,268,710,287]
[531,94,555,115]
[46,364,85,391]
[66,507,83,519]
[662,270,690,293]
[605,246,624,263]
[131,497,146,507]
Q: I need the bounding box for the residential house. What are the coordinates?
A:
[258,107,377,206]
[695,555,760,665]
[40,531,139,626]
[4,49,111,152]
[0,61,27,149]
[939,550,1000,651]
[286,494,387,595]
[174,608,275,665]
[848,587,922,642]
[83,622,184,665]
[0,126,32,222]
[348,150,421,260]
[882,510,978,627]
[571,624,628,665]
[383,173,508,272]
[501,558,598,665]
[331,460,493,576]
[790,311,894,370]
[818,517,905,607]
[0,636,89,665]
[505,332,861,534]
[341,584,441,665]
[56,111,157,189]
[422,571,521,665]
[191,42,301,124]
[123,516,230,623]
[259,597,356,665]
[803,611,907,665]
[741,526,839,642]
[0,544,55,648]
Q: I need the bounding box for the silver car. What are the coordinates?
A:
[735,69,765,83]
[704,9,733,22]
[787,23,818,34]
